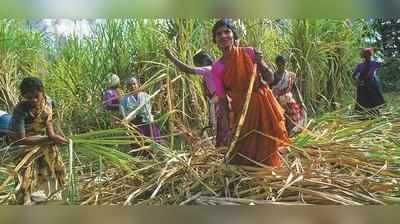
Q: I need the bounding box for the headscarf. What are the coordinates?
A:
[107,73,120,88]
[361,48,374,59]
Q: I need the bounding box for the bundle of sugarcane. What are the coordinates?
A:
[1,107,399,205]
[60,107,400,206]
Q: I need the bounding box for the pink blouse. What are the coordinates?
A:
[212,47,256,98]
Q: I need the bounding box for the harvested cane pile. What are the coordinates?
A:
[68,108,400,206]
[1,108,399,205]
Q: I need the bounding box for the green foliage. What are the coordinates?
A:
[0,19,372,132]
[377,57,400,92]
[285,19,369,113]
[374,19,400,58]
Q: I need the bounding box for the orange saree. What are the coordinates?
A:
[222,47,288,167]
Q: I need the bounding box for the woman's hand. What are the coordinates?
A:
[211,95,219,104]
[254,49,274,84]
[164,48,174,60]
[50,134,68,145]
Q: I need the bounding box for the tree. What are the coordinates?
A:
[374,19,400,57]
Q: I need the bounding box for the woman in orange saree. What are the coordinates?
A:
[211,19,288,167]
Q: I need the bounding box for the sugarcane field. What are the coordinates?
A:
[0,18,399,206]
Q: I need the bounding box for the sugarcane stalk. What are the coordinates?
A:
[225,64,258,163]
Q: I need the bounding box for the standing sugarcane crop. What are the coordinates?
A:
[211,19,288,167]
[7,77,67,205]
[164,49,230,147]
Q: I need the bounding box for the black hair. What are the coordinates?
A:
[212,18,239,43]
[275,55,286,64]
[193,51,213,66]
[19,77,44,96]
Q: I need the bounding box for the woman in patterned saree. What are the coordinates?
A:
[271,55,306,136]
[8,77,67,205]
